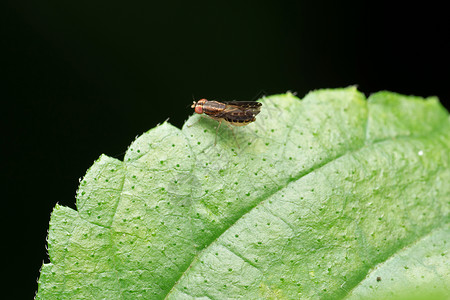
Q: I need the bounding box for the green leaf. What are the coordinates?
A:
[345,224,450,300]
[36,87,450,299]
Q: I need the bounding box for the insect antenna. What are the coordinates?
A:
[187,94,197,108]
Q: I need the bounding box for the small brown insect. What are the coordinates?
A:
[190,99,262,147]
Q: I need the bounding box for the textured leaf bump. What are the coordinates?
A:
[36,88,450,299]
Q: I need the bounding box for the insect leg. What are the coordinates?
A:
[186,115,206,128]
[251,89,267,102]
[224,122,240,149]
[214,119,223,145]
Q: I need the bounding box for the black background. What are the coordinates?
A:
[2,1,449,298]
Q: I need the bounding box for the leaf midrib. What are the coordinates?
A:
[163,124,447,298]
[71,117,447,299]
[343,221,450,299]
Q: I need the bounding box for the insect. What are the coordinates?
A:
[190,99,262,147]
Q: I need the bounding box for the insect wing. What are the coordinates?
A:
[223,101,262,116]
[211,105,256,126]
[224,101,262,109]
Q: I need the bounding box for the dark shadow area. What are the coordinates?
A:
[1,1,448,298]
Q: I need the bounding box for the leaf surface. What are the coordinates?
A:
[36,88,450,299]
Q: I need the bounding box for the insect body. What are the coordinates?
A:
[191,99,262,147]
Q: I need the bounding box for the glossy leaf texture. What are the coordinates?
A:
[36,87,450,299]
